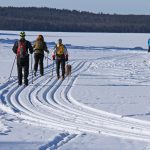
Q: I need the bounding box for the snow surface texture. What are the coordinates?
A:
[0,31,150,149]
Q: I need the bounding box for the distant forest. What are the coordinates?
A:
[1,7,150,33]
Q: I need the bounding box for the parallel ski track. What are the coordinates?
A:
[1,53,150,142]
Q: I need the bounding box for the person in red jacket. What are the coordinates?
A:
[52,39,68,80]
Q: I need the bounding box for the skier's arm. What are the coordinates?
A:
[33,42,36,49]
[64,45,68,55]
[64,45,68,61]
[43,42,49,53]
[12,41,18,54]
[28,41,33,54]
[52,45,57,60]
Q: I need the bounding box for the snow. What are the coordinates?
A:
[0,30,150,149]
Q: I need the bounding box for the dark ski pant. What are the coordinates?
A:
[34,53,44,75]
[17,56,29,86]
[56,59,65,78]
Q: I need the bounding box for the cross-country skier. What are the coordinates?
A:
[52,39,68,80]
[12,32,33,86]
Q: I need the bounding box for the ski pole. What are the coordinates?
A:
[44,56,51,61]
[47,53,48,68]
[52,60,54,77]
[31,54,33,84]
[8,56,16,81]
[66,61,70,81]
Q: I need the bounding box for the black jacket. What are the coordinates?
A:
[12,38,33,57]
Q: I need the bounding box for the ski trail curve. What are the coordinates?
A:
[1,52,150,150]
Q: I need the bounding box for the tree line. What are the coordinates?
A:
[0,7,150,33]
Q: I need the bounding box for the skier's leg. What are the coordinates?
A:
[39,54,44,76]
[56,59,60,79]
[17,58,22,86]
[24,58,29,86]
[61,59,65,79]
[34,53,39,76]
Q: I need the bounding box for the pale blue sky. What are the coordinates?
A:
[0,0,150,15]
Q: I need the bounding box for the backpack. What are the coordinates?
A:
[56,44,65,56]
[34,41,44,50]
[17,41,27,58]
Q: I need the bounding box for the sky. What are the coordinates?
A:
[0,0,150,15]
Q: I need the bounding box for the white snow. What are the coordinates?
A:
[0,30,150,149]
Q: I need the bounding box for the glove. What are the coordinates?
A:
[52,55,55,60]
[65,54,68,61]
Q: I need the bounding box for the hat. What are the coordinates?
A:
[58,38,62,43]
[20,31,26,37]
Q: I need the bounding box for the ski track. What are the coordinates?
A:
[1,53,150,149]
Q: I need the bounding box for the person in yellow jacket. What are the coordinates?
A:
[52,39,68,80]
[33,35,49,76]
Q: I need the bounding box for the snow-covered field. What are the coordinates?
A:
[1,31,150,150]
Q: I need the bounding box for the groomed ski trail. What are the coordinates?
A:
[1,52,150,149]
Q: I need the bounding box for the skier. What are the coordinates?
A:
[148,38,150,52]
[52,39,68,80]
[12,31,33,86]
[33,35,49,76]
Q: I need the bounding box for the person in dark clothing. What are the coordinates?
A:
[52,39,68,80]
[12,31,33,86]
[33,35,49,76]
